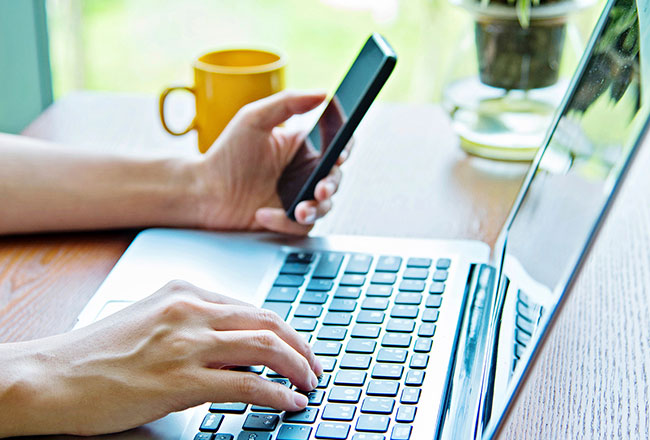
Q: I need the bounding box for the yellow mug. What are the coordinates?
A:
[159,48,286,153]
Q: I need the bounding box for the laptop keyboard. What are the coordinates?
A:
[193,251,451,440]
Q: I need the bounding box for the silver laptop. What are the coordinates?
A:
[73,0,649,438]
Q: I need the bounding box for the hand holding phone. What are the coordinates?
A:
[278,33,397,220]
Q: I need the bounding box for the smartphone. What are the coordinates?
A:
[279,33,397,220]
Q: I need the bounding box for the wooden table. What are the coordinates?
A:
[1,92,648,438]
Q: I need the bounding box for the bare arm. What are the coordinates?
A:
[0,133,200,234]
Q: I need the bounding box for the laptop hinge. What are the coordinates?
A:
[437,263,497,440]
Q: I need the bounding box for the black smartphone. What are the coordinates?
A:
[279,33,397,220]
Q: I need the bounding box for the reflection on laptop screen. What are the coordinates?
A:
[484,0,648,434]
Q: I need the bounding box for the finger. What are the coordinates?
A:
[255,207,313,235]
[160,280,254,307]
[336,137,355,165]
[206,305,323,376]
[295,199,332,224]
[242,90,326,131]
[203,329,318,391]
[200,369,309,412]
[314,166,342,202]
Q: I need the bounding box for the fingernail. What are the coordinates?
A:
[325,182,336,196]
[313,357,324,376]
[294,392,308,408]
[310,372,319,390]
[303,208,317,224]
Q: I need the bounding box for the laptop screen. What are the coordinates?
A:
[483,0,649,434]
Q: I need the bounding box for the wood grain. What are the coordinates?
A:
[1,92,648,439]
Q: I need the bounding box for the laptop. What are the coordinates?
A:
[73,0,649,438]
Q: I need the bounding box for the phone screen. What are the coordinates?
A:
[277,38,391,212]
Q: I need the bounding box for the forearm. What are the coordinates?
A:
[0,133,202,234]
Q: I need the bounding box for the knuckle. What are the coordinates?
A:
[159,295,203,322]
[235,373,260,399]
[164,279,194,293]
[255,329,280,351]
[258,309,282,330]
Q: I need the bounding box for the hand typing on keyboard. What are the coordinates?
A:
[0,280,322,437]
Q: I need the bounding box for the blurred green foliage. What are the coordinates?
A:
[46,0,602,102]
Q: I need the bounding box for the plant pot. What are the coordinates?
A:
[475,15,567,90]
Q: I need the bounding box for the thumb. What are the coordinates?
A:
[242,90,326,130]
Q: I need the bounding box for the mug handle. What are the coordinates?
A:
[159,86,196,136]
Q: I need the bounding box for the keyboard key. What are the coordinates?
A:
[323,312,353,326]
[375,256,402,272]
[262,302,291,320]
[329,299,357,312]
[402,268,428,280]
[274,275,305,287]
[318,374,332,387]
[291,317,318,332]
[367,380,399,396]
[251,405,282,412]
[334,287,361,299]
[270,378,291,387]
[277,424,312,440]
[414,338,432,353]
[396,405,416,423]
[210,402,247,413]
[315,422,351,439]
[280,263,310,275]
[318,326,348,340]
[267,287,299,302]
[405,370,425,386]
[406,257,431,268]
[356,310,385,324]
[340,354,372,369]
[301,291,329,304]
[242,413,279,431]
[361,298,389,310]
[345,254,373,274]
[432,270,448,282]
[339,274,366,287]
[515,328,531,345]
[307,279,334,291]
[398,280,425,292]
[318,357,337,372]
[334,370,367,386]
[286,252,315,264]
[284,407,319,423]
[421,309,439,322]
[382,333,412,348]
[436,258,451,269]
[377,348,408,363]
[346,339,376,354]
[429,282,445,294]
[390,305,418,319]
[328,387,362,403]
[266,368,285,378]
[425,296,442,308]
[213,436,233,440]
[361,397,395,414]
[322,403,356,421]
[400,388,421,404]
[295,304,323,318]
[313,341,342,356]
[366,285,393,297]
[391,424,412,440]
[394,292,422,305]
[194,433,212,440]
[235,365,265,374]
[352,435,385,440]
[371,273,397,284]
[313,253,344,279]
[418,323,436,337]
[386,319,415,333]
[356,415,390,432]
[237,433,271,440]
[307,389,326,405]
[409,354,429,369]
[372,364,404,380]
[299,332,312,343]
[351,324,381,338]
[199,413,224,432]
